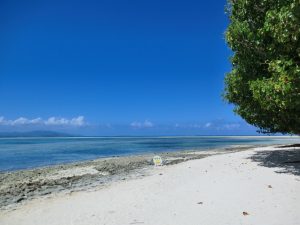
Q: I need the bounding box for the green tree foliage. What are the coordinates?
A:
[224,0,300,134]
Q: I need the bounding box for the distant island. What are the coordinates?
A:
[0,131,74,137]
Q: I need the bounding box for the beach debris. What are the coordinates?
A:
[130,220,144,224]
[15,196,25,203]
[243,211,249,216]
[153,155,163,166]
[268,185,272,188]
[159,173,163,176]
[197,202,203,205]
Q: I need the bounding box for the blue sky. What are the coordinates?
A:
[0,0,258,135]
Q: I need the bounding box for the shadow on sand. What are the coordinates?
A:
[250,145,300,176]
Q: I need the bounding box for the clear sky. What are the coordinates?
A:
[0,0,258,135]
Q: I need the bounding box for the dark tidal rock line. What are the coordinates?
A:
[0,151,212,209]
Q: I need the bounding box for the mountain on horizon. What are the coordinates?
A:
[0,131,75,137]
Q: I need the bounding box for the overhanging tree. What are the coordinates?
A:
[224,0,300,134]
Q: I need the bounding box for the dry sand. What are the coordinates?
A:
[0,146,299,225]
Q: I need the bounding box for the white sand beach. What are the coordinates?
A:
[1,146,299,225]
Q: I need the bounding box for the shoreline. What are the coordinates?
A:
[0,144,299,224]
[0,145,253,210]
[2,136,299,172]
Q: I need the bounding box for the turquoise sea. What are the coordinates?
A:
[0,136,299,171]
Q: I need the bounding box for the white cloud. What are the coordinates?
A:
[205,122,212,128]
[180,121,244,130]
[130,120,154,128]
[0,117,7,125]
[30,117,43,124]
[144,120,153,128]
[45,117,69,125]
[0,116,86,127]
[223,123,241,130]
[12,117,31,125]
[70,116,85,126]
[203,121,241,130]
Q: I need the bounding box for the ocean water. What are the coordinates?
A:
[0,136,299,171]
